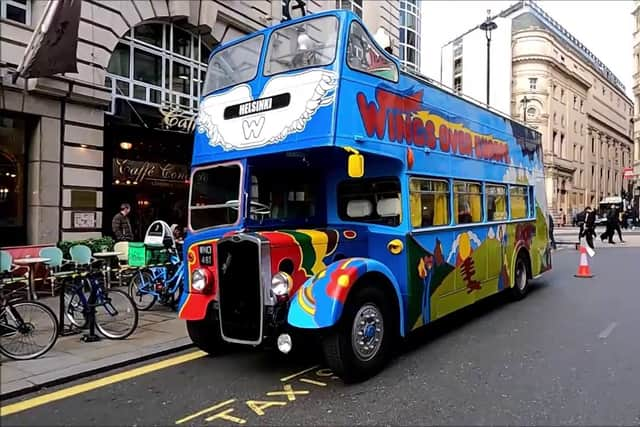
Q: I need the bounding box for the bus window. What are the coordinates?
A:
[189,164,242,230]
[453,181,482,224]
[409,178,450,228]
[347,21,398,81]
[264,16,339,76]
[338,178,401,226]
[510,186,529,219]
[486,184,507,221]
[202,35,263,95]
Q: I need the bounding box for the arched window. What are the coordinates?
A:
[106,22,214,113]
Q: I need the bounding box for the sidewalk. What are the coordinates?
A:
[1,294,192,399]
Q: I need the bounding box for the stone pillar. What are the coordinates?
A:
[27,117,61,245]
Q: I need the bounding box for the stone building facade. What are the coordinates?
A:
[632,0,640,214]
[441,1,634,220]
[0,0,403,246]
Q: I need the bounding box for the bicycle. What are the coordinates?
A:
[128,246,184,311]
[0,283,58,360]
[63,268,139,340]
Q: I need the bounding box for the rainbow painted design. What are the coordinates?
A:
[288,258,371,329]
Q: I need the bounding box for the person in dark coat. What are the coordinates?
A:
[112,203,134,241]
[600,206,616,244]
[612,207,625,243]
[583,206,596,250]
[547,213,556,250]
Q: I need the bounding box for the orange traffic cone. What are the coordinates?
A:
[574,245,593,278]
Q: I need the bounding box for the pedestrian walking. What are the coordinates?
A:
[112,202,134,242]
[600,206,616,244]
[613,207,625,243]
[560,208,566,227]
[583,206,596,250]
[548,213,556,250]
[577,207,587,242]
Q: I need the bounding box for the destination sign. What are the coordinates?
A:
[224,93,290,119]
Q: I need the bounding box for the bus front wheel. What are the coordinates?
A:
[321,286,395,383]
[186,308,227,355]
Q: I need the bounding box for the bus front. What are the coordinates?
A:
[180,12,354,349]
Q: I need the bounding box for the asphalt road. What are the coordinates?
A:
[3,248,640,426]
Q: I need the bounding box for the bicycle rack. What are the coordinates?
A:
[81,284,100,343]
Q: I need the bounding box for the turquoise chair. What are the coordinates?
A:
[69,244,94,266]
[0,250,29,288]
[39,247,73,296]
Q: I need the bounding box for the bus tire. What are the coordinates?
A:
[321,286,395,383]
[509,253,530,300]
[186,308,227,355]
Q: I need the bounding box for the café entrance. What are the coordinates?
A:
[104,101,193,240]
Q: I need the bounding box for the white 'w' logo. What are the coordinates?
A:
[242,116,266,140]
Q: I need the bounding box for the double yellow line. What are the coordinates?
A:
[1,350,206,417]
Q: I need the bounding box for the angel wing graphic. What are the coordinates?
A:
[197,69,338,151]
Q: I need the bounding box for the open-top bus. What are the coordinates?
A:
[178,9,551,382]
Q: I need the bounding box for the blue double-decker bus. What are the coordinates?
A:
[179,9,551,382]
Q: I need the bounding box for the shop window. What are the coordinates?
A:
[486,184,507,221]
[409,178,449,228]
[510,186,529,219]
[338,177,401,227]
[453,181,482,224]
[1,0,30,25]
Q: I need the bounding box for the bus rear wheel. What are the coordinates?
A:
[186,308,227,355]
[321,286,395,383]
[509,254,530,300]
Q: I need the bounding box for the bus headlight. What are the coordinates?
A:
[192,268,207,292]
[271,272,292,299]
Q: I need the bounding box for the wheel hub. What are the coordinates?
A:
[351,303,384,362]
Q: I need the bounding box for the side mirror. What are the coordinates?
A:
[345,147,364,178]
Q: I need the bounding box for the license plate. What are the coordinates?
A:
[198,245,213,266]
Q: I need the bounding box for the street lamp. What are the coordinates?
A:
[479,10,497,106]
[520,96,530,123]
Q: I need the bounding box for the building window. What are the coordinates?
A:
[409,178,450,228]
[560,133,565,157]
[560,88,565,103]
[0,0,30,25]
[399,0,422,71]
[573,121,577,133]
[338,0,362,18]
[580,146,584,162]
[529,78,537,91]
[553,112,557,125]
[573,96,577,109]
[106,22,212,114]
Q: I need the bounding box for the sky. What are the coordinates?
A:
[419,0,635,99]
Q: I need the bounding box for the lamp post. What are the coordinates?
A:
[479,10,497,106]
[520,95,530,123]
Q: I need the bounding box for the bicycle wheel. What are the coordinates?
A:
[64,280,89,329]
[128,269,157,311]
[0,301,59,360]
[95,289,138,340]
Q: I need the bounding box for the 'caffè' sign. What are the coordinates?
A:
[159,105,197,133]
[113,158,188,187]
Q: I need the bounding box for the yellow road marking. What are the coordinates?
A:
[176,399,235,424]
[299,378,327,387]
[1,350,206,417]
[279,365,319,382]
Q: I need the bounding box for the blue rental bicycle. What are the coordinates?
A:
[127,220,184,311]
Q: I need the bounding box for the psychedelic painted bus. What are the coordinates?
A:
[179,9,551,382]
